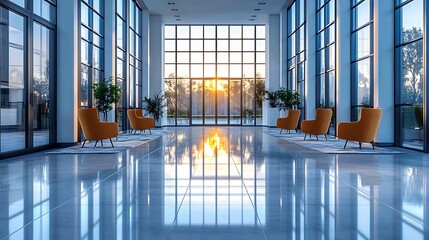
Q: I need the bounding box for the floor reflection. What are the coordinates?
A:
[0,127,429,239]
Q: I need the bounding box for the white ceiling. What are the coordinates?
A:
[142,0,287,24]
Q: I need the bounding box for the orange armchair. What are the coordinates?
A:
[276,109,301,134]
[78,108,119,148]
[301,108,333,140]
[338,108,382,149]
[127,109,155,134]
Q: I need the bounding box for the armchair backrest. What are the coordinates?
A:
[135,109,144,118]
[78,108,100,139]
[315,108,333,133]
[358,108,382,139]
[287,109,301,127]
[127,109,139,129]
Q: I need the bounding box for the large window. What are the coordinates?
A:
[351,0,373,120]
[0,0,56,156]
[287,0,306,122]
[164,25,266,126]
[395,0,424,150]
[80,0,104,108]
[116,0,143,130]
[316,0,336,133]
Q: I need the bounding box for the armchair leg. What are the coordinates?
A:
[280,129,282,134]
[94,140,98,147]
[359,142,362,149]
[316,135,319,141]
[110,138,114,148]
[101,140,103,147]
[288,130,290,133]
[82,139,87,148]
[304,134,307,140]
[371,141,375,149]
[149,129,152,134]
[134,130,137,135]
[343,140,348,149]
[324,134,328,140]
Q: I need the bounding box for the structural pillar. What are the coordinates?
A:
[57,0,79,143]
[374,0,395,144]
[336,0,351,131]
[264,14,281,127]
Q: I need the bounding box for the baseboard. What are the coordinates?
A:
[374,142,395,147]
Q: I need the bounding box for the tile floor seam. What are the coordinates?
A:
[230,152,268,240]
[323,168,429,230]
[2,132,177,240]
[165,158,202,240]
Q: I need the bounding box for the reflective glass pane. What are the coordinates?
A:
[177,79,190,125]
[401,40,423,105]
[398,0,423,44]
[355,58,371,106]
[2,11,25,152]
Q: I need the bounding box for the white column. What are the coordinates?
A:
[149,15,164,126]
[306,0,316,120]
[57,0,79,143]
[280,7,288,88]
[264,14,281,127]
[142,10,150,100]
[374,0,394,144]
[336,0,352,131]
[104,0,116,121]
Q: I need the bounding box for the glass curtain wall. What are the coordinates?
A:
[287,0,306,122]
[316,0,336,134]
[395,0,424,150]
[351,0,373,120]
[164,25,266,126]
[116,0,142,131]
[0,0,56,156]
[80,0,104,108]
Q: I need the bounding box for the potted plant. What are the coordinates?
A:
[142,91,166,126]
[93,77,122,121]
[276,88,300,111]
[265,89,279,108]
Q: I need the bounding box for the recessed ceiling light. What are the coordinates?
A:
[171,8,178,11]
[258,2,266,5]
[254,8,261,11]
[168,2,175,5]
[251,15,257,17]
[174,15,180,17]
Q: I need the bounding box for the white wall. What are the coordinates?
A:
[149,15,164,126]
[142,10,151,100]
[57,0,79,143]
[374,0,395,144]
[305,0,316,120]
[336,0,351,128]
[264,14,281,127]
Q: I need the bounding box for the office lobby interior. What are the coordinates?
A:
[1,0,429,239]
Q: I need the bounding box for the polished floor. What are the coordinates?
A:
[0,127,429,239]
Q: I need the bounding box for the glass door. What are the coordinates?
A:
[32,22,54,147]
[191,78,242,125]
[0,7,55,155]
[0,8,26,153]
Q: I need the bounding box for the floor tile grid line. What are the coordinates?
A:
[230,152,269,240]
[2,133,178,240]
[323,167,429,230]
[165,160,202,240]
